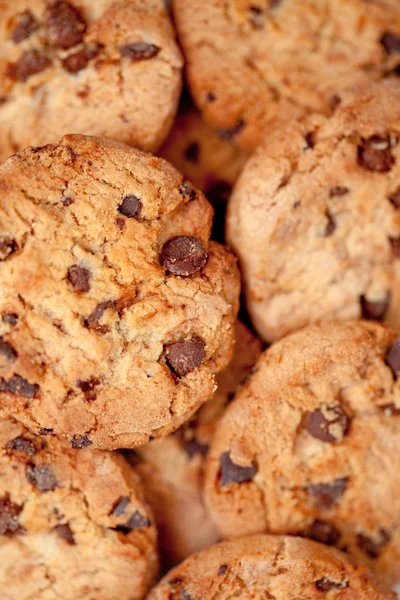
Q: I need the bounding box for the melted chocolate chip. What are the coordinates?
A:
[69,435,92,450]
[361,293,390,320]
[179,183,196,201]
[11,10,38,43]
[357,136,395,172]
[62,43,102,73]
[184,142,200,163]
[119,42,160,61]
[67,265,91,292]
[388,186,400,209]
[315,578,348,591]
[118,195,142,219]
[304,132,315,149]
[110,496,130,516]
[324,210,336,236]
[0,337,17,361]
[2,313,18,326]
[115,510,150,533]
[304,406,350,443]
[44,1,86,49]
[84,300,114,332]
[38,428,53,436]
[217,118,245,141]
[385,338,400,377]
[164,337,206,377]
[308,519,341,546]
[6,437,36,456]
[0,236,18,261]
[0,375,39,398]
[0,496,23,535]
[26,464,58,492]
[305,478,348,508]
[7,50,51,82]
[183,438,209,459]
[76,378,99,402]
[357,529,390,558]
[381,32,400,54]
[54,523,75,545]
[160,236,208,276]
[219,452,257,486]
[330,186,349,197]
[218,565,228,576]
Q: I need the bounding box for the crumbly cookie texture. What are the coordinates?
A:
[148,535,394,599]
[172,0,400,151]
[130,321,262,566]
[227,80,400,342]
[205,321,400,584]
[0,417,158,600]
[0,0,183,161]
[0,134,240,449]
[160,100,249,241]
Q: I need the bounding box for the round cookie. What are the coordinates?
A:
[0,417,158,600]
[227,80,400,342]
[130,321,262,566]
[148,535,393,599]
[205,321,400,584]
[0,134,240,449]
[172,0,400,152]
[0,0,183,161]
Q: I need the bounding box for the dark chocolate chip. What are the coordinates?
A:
[118,195,142,219]
[388,187,400,209]
[357,136,395,172]
[324,210,336,236]
[76,378,99,402]
[315,578,348,591]
[54,523,75,545]
[179,183,196,201]
[206,91,216,102]
[330,186,349,197]
[61,195,74,206]
[304,132,315,149]
[11,10,38,43]
[361,292,390,320]
[183,438,209,459]
[44,0,87,49]
[62,43,102,73]
[218,565,228,576]
[385,338,400,377]
[0,375,39,398]
[160,236,208,277]
[304,406,350,443]
[84,300,114,331]
[0,337,17,361]
[119,42,160,61]
[26,464,58,492]
[6,437,36,456]
[0,236,18,261]
[381,32,400,54]
[69,435,92,450]
[357,529,390,558]
[184,142,200,163]
[2,313,18,326]
[110,496,130,516]
[217,118,245,141]
[308,519,341,546]
[67,265,91,293]
[115,510,150,533]
[6,50,51,81]
[219,451,257,487]
[38,428,53,436]
[164,337,206,377]
[0,496,23,536]
[305,478,348,508]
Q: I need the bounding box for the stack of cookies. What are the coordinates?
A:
[1,1,400,598]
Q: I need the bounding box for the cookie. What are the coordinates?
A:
[227,80,400,342]
[0,0,183,161]
[0,417,158,599]
[172,0,400,151]
[130,321,262,566]
[0,134,240,449]
[205,321,400,583]
[160,100,249,241]
[148,535,393,599]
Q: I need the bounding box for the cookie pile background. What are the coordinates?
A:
[1,1,400,598]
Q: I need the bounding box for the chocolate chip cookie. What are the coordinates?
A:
[227,80,400,342]
[0,0,183,161]
[130,321,262,566]
[148,535,393,599]
[205,321,400,584]
[0,417,158,599]
[173,0,400,151]
[0,134,240,449]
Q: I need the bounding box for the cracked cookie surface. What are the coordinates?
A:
[129,320,262,566]
[205,321,400,584]
[0,417,158,600]
[173,0,400,151]
[148,535,393,599]
[0,134,240,449]
[0,0,183,161]
[227,80,400,342]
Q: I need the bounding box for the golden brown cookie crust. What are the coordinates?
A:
[0,134,240,449]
